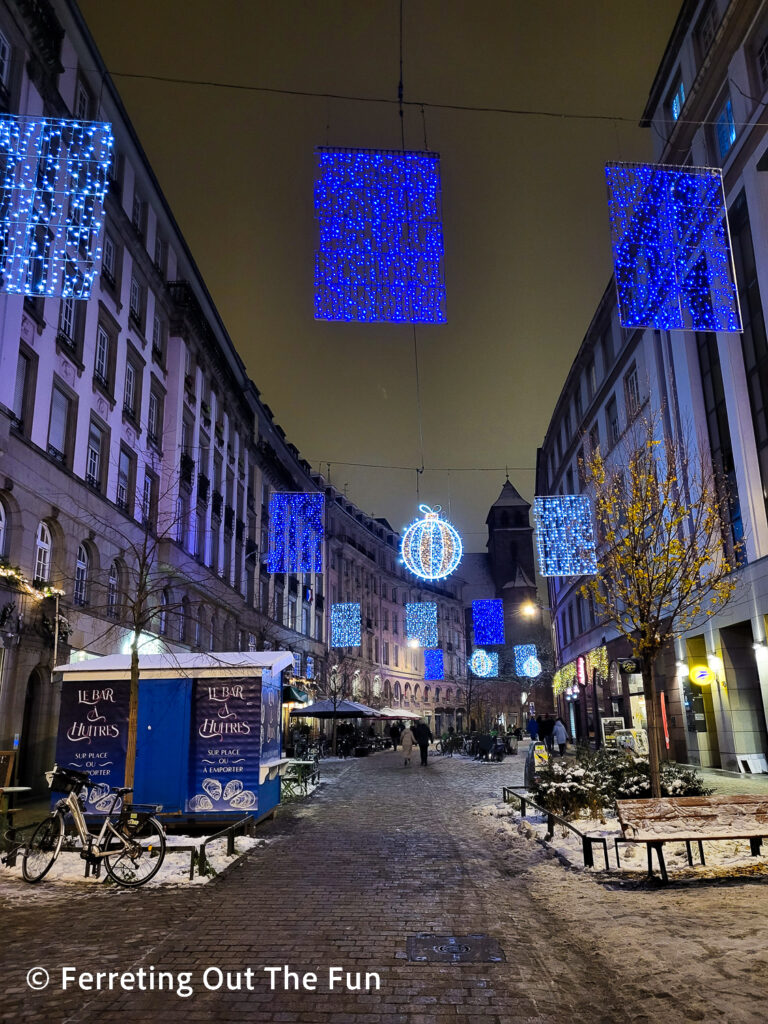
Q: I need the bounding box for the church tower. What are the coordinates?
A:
[485,479,537,610]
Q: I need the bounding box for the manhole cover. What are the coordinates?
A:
[406,934,506,963]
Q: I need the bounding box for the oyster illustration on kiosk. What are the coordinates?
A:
[222,779,243,802]
[189,793,214,811]
[229,789,256,809]
[202,778,222,802]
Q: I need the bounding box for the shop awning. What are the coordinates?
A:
[283,685,308,703]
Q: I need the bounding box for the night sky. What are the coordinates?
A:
[77,0,681,551]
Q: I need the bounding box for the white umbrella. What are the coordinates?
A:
[378,706,421,720]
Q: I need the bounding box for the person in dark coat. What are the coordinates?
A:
[540,714,555,753]
[413,721,433,766]
[527,716,539,741]
[389,723,402,750]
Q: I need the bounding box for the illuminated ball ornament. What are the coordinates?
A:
[401,505,462,581]
[469,649,498,678]
[522,656,542,678]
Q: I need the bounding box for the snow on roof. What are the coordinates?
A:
[56,650,294,679]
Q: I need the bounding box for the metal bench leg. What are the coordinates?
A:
[614,839,621,868]
[652,842,668,883]
[698,841,705,865]
[685,840,693,867]
[582,837,594,868]
[750,837,762,857]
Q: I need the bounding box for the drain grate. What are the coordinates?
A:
[406,933,505,963]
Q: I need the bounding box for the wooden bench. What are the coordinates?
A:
[617,795,768,882]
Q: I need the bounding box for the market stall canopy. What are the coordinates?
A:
[378,706,421,720]
[283,685,309,703]
[289,699,382,718]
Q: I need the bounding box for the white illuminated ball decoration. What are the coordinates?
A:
[401,504,462,581]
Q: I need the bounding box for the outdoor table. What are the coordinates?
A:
[0,786,31,843]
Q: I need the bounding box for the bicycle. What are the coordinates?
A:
[22,766,166,887]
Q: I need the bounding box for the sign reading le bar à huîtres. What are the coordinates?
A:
[54,680,130,812]
[187,677,260,813]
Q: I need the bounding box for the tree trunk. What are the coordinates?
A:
[641,656,662,798]
[123,639,140,789]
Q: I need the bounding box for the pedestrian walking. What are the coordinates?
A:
[389,722,401,750]
[400,725,415,766]
[553,717,568,755]
[526,716,539,741]
[540,713,555,753]
[413,720,433,766]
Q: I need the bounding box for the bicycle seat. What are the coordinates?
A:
[110,786,133,795]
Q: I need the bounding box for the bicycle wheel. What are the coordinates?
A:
[102,816,166,887]
[22,813,64,883]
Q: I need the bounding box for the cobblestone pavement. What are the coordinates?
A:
[3,749,768,1023]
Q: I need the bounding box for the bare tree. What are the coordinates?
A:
[580,410,739,796]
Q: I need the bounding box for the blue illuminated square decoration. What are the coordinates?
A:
[314,147,446,323]
[405,602,438,647]
[533,495,597,577]
[331,603,361,648]
[424,648,444,681]
[266,493,324,573]
[605,162,741,332]
[514,644,537,675]
[472,599,505,645]
[0,115,113,298]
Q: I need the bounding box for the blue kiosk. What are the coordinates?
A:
[55,652,293,825]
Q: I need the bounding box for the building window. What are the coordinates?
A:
[624,364,640,417]
[179,598,188,642]
[48,384,72,464]
[117,447,134,514]
[697,332,745,563]
[74,544,89,606]
[131,190,145,239]
[147,389,162,446]
[383,641,389,665]
[605,395,620,446]
[102,233,116,284]
[669,76,685,121]
[158,590,168,635]
[0,500,5,559]
[86,420,104,490]
[716,96,736,160]
[759,34,768,89]
[34,521,52,583]
[129,276,144,329]
[74,79,91,120]
[696,2,718,61]
[107,560,120,619]
[601,326,613,370]
[123,361,137,419]
[588,421,600,454]
[574,384,583,422]
[13,349,35,433]
[152,314,166,362]
[586,358,596,399]
[94,325,110,390]
[0,30,11,90]
[154,234,167,276]
[59,296,75,341]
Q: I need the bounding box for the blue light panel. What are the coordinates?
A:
[0,115,113,298]
[306,656,314,680]
[514,644,537,675]
[405,602,438,647]
[267,493,324,573]
[533,495,597,577]
[469,649,498,678]
[424,648,444,681]
[605,162,741,332]
[331,603,361,648]
[472,599,505,645]
[314,147,446,323]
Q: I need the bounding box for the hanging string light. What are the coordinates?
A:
[405,602,438,647]
[469,649,498,678]
[424,648,444,681]
[533,495,597,577]
[0,114,113,298]
[472,599,505,645]
[330,603,361,647]
[605,161,741,332]
[266,493,324,573]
